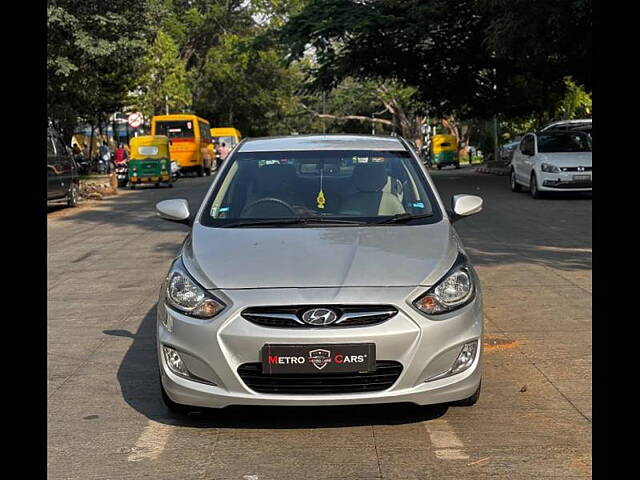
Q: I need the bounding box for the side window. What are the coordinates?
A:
[47,136,55,155]
[520,135,534,155]
[199,122,210,142]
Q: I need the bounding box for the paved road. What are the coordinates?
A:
[48,167,591,479]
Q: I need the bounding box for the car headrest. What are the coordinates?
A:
[255,164,296,194]
[353,164,387,192]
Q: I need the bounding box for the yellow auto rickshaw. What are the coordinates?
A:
[430,134,459,169]
[128,135,173,189]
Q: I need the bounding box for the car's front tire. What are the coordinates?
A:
[510,169,522,192]
[530,173,543,199]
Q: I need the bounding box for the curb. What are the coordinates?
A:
[476,166,509,176]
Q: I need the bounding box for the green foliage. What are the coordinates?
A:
[134,30,192,117]
[47,0,154,138]
[282,0,592,119]
[194,34,300,136]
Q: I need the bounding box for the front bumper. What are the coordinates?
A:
[539,170,592,191]
[158,286,483,408]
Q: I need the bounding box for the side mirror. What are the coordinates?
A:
[450,194,483,222]
[156,199,191,225]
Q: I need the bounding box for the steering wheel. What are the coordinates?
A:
[240,197,297,217]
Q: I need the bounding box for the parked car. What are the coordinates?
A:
[154,134,484,414]
[499,138,521,164]
[510,131,592,198]
[540,119,592,138]
[47,128,79,207]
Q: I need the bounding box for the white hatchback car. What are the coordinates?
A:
[510,131,592,198]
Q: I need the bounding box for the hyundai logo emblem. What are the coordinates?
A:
[301,308,338,326]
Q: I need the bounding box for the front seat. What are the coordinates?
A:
[340,164,405,216]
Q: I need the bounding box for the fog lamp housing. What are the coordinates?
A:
[162,346,190,377]
[425,340,479,382]
[450,340,478,375]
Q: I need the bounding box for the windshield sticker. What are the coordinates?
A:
[354,156,369,163]
[413,202,425,208]
[372,156,385,163]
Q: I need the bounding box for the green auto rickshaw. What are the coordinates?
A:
[430,134,459,169]
[128,135,173,188]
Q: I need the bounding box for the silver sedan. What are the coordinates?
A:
[155,134,484,412]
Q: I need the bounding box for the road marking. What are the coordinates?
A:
[127,420,172,462]
[424,419,469,460]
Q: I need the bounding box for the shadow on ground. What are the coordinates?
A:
[107,304,448,428]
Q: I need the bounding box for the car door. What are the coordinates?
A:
[47,134,64,199]
[515,134,535,183]
[53,136,73,195]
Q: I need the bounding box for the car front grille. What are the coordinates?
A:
[241,305,398,328]
[237,361,403,394]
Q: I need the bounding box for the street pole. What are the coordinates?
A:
[493,115,499,164]
[165,96,169,115]
[322,92,326,134]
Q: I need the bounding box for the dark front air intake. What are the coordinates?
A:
[237,361,403,394]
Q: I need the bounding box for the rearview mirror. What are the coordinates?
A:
[450,194,483,222]
[156,199,191,225]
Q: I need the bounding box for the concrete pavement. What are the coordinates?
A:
[48,167,591,479]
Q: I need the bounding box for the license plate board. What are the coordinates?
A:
[572,174,591,181]
[261,343,376,374]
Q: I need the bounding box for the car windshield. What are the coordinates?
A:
[201,149,442,227]
[155,121,194,139]
[537,132,592,153]
[214,136,236,146]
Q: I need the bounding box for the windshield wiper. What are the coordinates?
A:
[376,213,434,224]
[221,217,367,228]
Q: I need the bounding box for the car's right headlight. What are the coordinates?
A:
[413,253,476,315]
[165,258,225,319]
[541,163,560,173]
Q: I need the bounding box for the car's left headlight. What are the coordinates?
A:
[413,253,476,315]
[541,163,560,173]
[165,258,225,319]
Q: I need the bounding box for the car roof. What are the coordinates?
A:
[237,134,407,153]
[540,119,592,131]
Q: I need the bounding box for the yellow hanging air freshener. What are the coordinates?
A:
[316,163,326,209]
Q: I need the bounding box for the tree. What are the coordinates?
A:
[281,0,592,120]
[134,30,192,117]
[300,78,427,145]
[194,33,301,136]
[47,0,153,142]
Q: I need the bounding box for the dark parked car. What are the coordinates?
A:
[47,128,79,207]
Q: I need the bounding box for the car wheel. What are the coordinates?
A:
[130,184,136,190]
[453,381,481,406]
[510,169,522,192]
[197,165,204,177]
[436,164,441,170]
[67,183,78,207]
[454,162,460,169]
[205,166,212,176]
[530,173,543,199]
[160,379,192,414]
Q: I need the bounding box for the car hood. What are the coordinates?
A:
[537,152,592,166]
[182,221,460,290]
